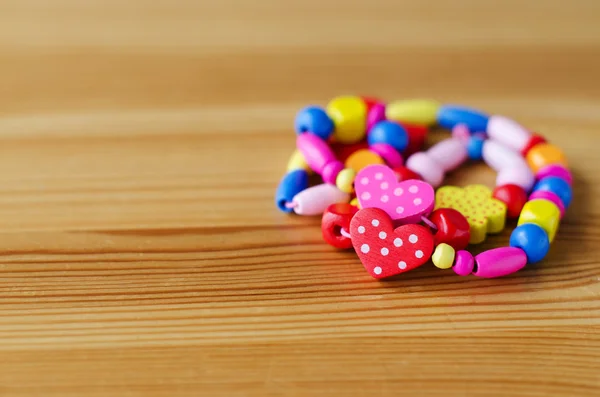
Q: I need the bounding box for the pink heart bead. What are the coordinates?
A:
[355,164,434,224]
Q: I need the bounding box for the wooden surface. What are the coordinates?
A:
[0,1,599,396]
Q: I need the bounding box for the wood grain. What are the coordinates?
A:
[0,1,599,396]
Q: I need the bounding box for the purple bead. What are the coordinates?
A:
[369,143,403,168]
[529,190,565,218]
[366,103,386,134]
[536,164,573,186]
[473,247,527,278]
[453,250,474,276]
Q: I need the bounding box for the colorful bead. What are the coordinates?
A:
[293,184,350,216]
[517,199,560,242]
[482,139,529,172]
[509,223,550,264]
[321,203,358,249]
[467,136,485,160]
[294,106,334,140]
[326,96,367,144]
[350,197,360,208]
[366,102,386,133]
[529,190,565,218]
[368,121,409,153]
[533,176,572,208]
[427,138,468,172]
[486,115,531,153]
[492,184,528,219]
[286,149,312,173]
[403,123,428,155]
[526,143,568,173]
[437,105,489,132]
[345,149,385,172]
[297,133,338,175]
[406,152,444,187]
[428,208,471,251]
[473,247,527,278]
[275,170,309,212]
[496,166,535,192]
[332,142,369,164]
[432,243,456,269]
[453,250,474,276]
[370,143,403,168]
[452,123,471,142]
[521,134,547,157]
[393,166,422,182]
[385,99,440,127]
[536,164,573,186]
[336,168,356,193]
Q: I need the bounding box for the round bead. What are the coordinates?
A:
[529,190,565,218]
[368,121,409,153]
[326,96,367,144]
[362,97,382,112]
[345,149,384,172]
[428,208,471,251]
[293,184,350,216]
[509,223,550,264]
[370,143,404,168]
[366,102,386,133]
[536,164,573,186]
[385,99,440,127]
[533,176,572,208]
[403,123,428,155]
[406,152,444,187]
[427,138,468,172]
[466,136,485,160]
[496,166,535,192]
[437,105,489,132]
[336,168,356,193]
[294,106,334,140]
[492,184,528,219]
[432,243,456,269]
[322,161,344,184]
[275,170,309,212]
[473,247,527,278]
[521,134,547,156]
[486,115,531,153]
[483,140,529,172]
[321,203,359,249]
[350,197,360,208]
[453,250,474,276]
[393,166,422,182]
[286,149,312,173]
[332,142,369,164]
[526,143,568,173]
[517,199,561,242]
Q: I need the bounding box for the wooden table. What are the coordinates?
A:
[0,1,598,396]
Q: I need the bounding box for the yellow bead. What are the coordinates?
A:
[518,199,560,242]
[345,149,384,172]
[326,96,367,144]
[336,168,356,193]
[526,143,568,173]
[350,197,361,209]
[432,243,456,269]
[286,149,312,173]
[385,99,441,126]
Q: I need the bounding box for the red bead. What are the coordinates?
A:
[330,142,370,163]
[393,166,422,182]
[428,208,471,251]
[362,96,383,113]
[493,184,528,219]
[521,134,547,157]
[321,203,359,249]
[401,123,428,156]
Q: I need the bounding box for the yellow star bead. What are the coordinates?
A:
[435,184,507,245]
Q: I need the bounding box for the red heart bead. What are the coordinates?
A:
[428,208,471,251]
[322,203,358,249]
[350,208,434,279]
[493,184,528,219]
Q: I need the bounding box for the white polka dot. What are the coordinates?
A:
[374,266,382,275]
[361,244,370,254]
[381,247,389,256]
[413,198,422,206]
[398,261,407,269]
[375,173,383,180]
[409,234,418,244]
[396,206,404,214]
[371,219,380,227]
[361,192,371,200]
[379,231,387,239]
[360,177,369,185]
[394,187,404,196]
[394,238,403,247]
[409,185,419,194]
[380,182,389,190]
[381,195,389,203]
[358,226,366,234]
[415,250,424,258]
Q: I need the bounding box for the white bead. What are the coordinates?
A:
[483,139,528,172]
[487,115,531,153]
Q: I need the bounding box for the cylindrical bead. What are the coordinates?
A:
[336,168,356,193]
[526,143,568,173]
[517,199,561,242]
[473,247,527,278]
[293,184,350,216]
[496,166,535,192]
[432,243,456,269]
[437,105,489,132]
[533,176,572,208]
[370,143,403,168]
[326,96,367,144]
[296,133,337,175]
[322,161,344,184]
[453,250,474,276]
[385,99,440,126]
[536,164,573,186]
[275,170,309,212]
[483,139,529,172]
[427,138,468,172]
[366,102,386,133]
[286,149,312,173]
[486,115,531,153]
[509,223,550,264]
[321,203,358,249]
[294,106,334,140]
[345,149,384,172]
[406,152,444,187]
[529,190,565,218]
[466,136,485,160]
[368,121,409,152]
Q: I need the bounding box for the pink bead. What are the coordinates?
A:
[322,161,344,184]
[366,103,386,133]
[482,140,529,172]
[451,123,470,142]
[473,247,527,278]
[297,133,338,175]
[487,115,531,153]
[427,138,468,172]
[529,190,566,218]
[370,143,404,168]
[496,166,535,192]
[406,152,444,187]
[293,184,350,216]
[453,250,474,276]
[536,164,573,186]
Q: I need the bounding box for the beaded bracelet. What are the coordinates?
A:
[276,96,572,279]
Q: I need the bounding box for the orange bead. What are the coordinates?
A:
[526,143,568,173]
[345,149,384,172]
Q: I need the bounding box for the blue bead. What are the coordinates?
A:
[294,106,334,140]
[275,170,309,212]
[367,121,409,152]
[437,105,489,132]
[533,176,572,208]
[509,223,550,264]
[466,136,485,160]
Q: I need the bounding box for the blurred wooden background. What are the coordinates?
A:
[0,1,598,396]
